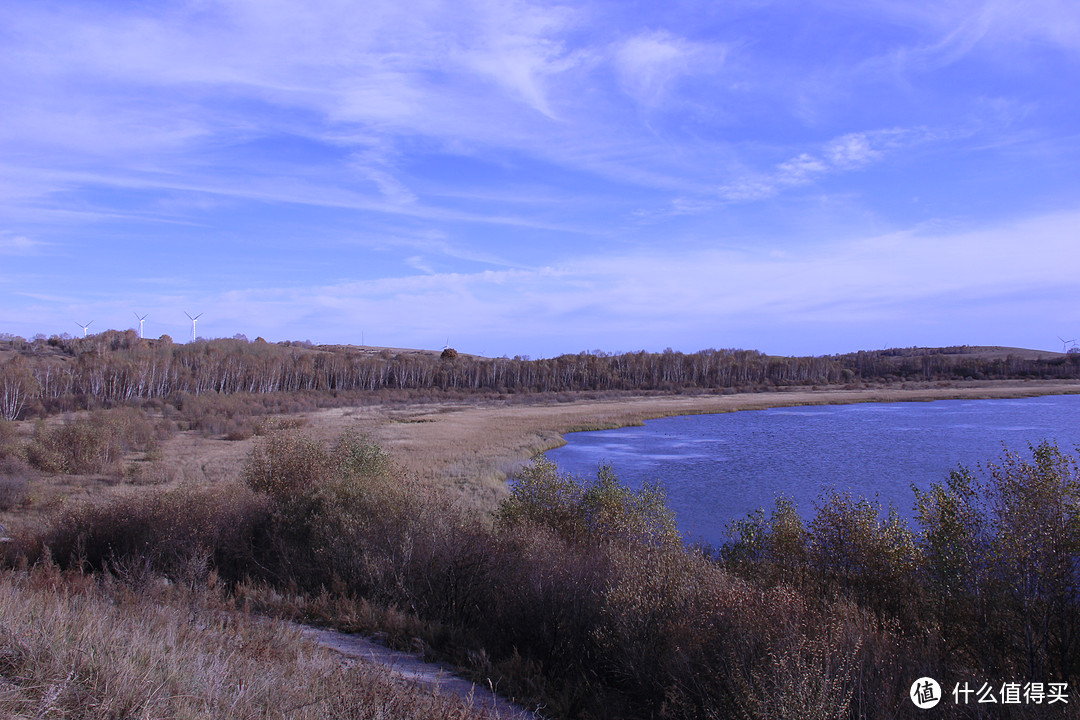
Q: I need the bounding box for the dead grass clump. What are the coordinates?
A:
[0,568,508,719]
[254,415,307,434]
[122,458,174,485]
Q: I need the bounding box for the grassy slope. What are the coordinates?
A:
[0,568,507,719]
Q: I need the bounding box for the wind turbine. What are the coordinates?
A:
[75,320,93,338]
[185,312,203,343]
[1058,336,1076,353]
[133,312,148,339]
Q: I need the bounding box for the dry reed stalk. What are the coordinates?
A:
[0,568,508,719]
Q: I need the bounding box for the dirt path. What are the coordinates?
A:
[297,625,540,719]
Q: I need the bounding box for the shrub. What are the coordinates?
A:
[722,441,1080,716]
[496,456,680,547]
[0,418,16,452]
[0,455,33,511]
[807,491,919,623]
[16,432,921,720]
[25,408,169,475]
[241,430,473,612]
[243,432,333,504]
[722,495,808,587]
[25,484,270,584]
[915,441,1080,680]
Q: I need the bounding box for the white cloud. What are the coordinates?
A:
[453,0,583,119]
[161,208,1080,352]
[776,154,829,185]
[0,233,42,255]
[825,133,882,167]
[719,127,936,201]
[613,31,727,107]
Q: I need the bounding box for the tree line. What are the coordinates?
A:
[1,330,1078,419]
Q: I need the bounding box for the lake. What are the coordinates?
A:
[545,394,1080,547]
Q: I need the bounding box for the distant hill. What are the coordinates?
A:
[835,345,1067,361]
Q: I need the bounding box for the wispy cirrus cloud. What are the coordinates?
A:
[0,232,43,255]
[612,31,729,108]
[3,0,1080,354]
[718,128,939,202]
[105,207,1075,355]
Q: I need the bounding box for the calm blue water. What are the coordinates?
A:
[545,395,1080,547]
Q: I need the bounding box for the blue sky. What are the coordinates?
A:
[2,0,1079,357]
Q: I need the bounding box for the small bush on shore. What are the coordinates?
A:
[496,456,680,546]
[724,440,1080,716]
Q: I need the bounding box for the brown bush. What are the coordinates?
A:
[24,484,270,584]
[495,456,680,547]
[0,418,16,452]
[173,391,318,437]
[0,455,33,511]
[25,408,170,475]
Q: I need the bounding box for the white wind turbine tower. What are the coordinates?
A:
[1058,336,1076,353]
[75,320,93,338]
[133,312,148,339]
[185,312,203,343]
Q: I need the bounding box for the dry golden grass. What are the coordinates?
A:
[0,567,509,719]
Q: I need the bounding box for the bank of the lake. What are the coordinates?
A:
[354,379,1080,511]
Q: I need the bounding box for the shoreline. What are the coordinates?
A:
[355,380,1080,510]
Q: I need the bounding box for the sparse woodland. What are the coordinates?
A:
[1,331,1078,422]
[0,331,1078,718]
